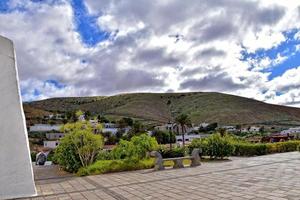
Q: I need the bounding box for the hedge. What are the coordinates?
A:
[158,147,186,158]
[233,141,300,156]
[77,159,154,176]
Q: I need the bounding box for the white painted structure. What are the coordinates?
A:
[176,134,210,143]
[43,140,60,149]
[29,124,61,132]
[249,126,260,132]
[281,127,300,135]
[0,36,36,199]
[46,133,65,140]
[199,122,210,128]
[102,128,119,134]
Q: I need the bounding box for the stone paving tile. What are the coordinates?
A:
[18,152,300,200]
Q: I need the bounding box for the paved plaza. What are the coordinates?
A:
[20,152,300,200]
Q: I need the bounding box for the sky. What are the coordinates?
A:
[0,0,300,107]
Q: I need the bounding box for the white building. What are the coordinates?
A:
[104,123,118,128]
[78,114,85,121]
[199,122,210,128]
[249,126,260,132]
[29,124,61,132]
[175,134,210,144]
[46,133,65,140]
[221,125,237,132]
[102,128,119,135]
[43,140,60,149]
[281,127,300,135]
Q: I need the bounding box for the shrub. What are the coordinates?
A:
[31,152,37,162]
[111,134,158,160]
[77,159,154,176]
[158,147,186,158]
[54,122,104,172]
[266,141,300,154]
[97,150,113,160]
[233,143,267,156]
[151,130,176,144]
[298,145,300,152]
[232,140,300,156]
[190,133,234,159]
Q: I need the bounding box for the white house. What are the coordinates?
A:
[104,123,118,128]
[78,115,85,121]
[175,134,210,144]
[46,133,65,140]
[249,126,260,132]
[281,127,300,135]
[220,125,237,132]
[199,122,210,128]
[43,140,60,149]
[102,128,119,135]
[29,124,61,132]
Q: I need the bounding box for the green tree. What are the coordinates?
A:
[54,122,104,172]
[175,114,191,146]
[111,134,158,160]
[151,130,176,144]
[84,111,92,121]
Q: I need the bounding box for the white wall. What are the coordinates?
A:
[30,124,61,132]
[44,141,60,149]
[0,36,36,199]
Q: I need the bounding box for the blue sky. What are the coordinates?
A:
[0,0,300,107]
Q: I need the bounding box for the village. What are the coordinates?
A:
[27,111,300,154]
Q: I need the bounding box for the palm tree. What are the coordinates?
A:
[175,114,191,146]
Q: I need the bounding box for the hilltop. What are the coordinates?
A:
[24,92,300,126]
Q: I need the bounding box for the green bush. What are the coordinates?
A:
[31,152,37,162]
[158,147,186,158]
[77,159,154,176]
[298,145,300,152]
[232,140,300,156]
[190,133,234,159]
[54,122,104,172]
[266,141,300,154]
[97,150,113,160]
[233,143,267,156]
[151,130,176,144]
[111,134,158,160]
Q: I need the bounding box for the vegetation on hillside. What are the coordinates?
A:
[24,92,300,126]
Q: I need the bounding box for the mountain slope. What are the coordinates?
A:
[24,92,300,126]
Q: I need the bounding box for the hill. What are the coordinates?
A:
[24,92,300,126]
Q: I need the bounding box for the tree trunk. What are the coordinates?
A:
[182,125,185,147]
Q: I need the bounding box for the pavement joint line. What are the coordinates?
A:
[84,176,128,200]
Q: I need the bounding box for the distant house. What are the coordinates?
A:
[220,125,237,132]
[154,123,193,134]
[102,128,119,135]
[46,133,65,140]
[241,128,249,133]
[43,140,60,149]
[89,119,98,126]
[78,115,85,121]
[104,123,118,128]
[249,126,260,132]
[199,122,210,128]
[175,134,209,144]
[29,124,61,132]
[281,127,300,135]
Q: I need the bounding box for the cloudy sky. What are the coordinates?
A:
[0,0,300,107]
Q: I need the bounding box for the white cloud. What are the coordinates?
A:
[0,0,300,107]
